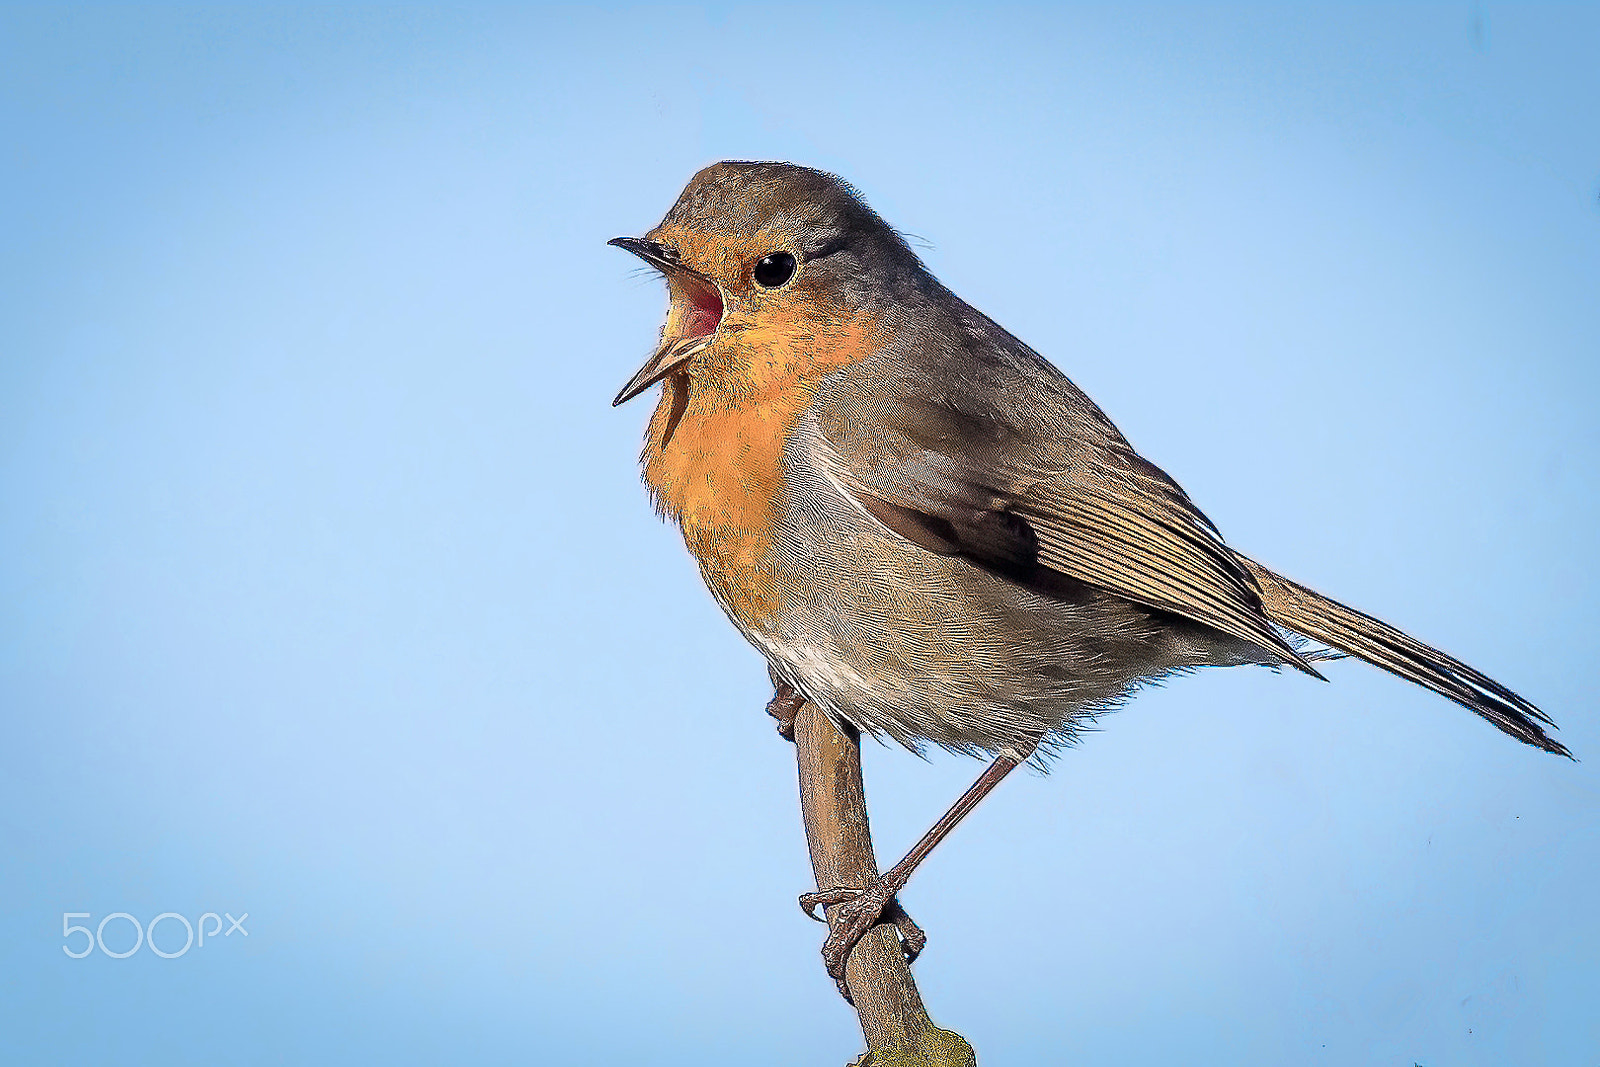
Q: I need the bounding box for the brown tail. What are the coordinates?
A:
[1236,555,1571,758]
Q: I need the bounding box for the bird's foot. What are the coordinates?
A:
[766,680,805,741]
[799,879,926,998]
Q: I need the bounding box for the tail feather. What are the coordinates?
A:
[1236,554,1571,759]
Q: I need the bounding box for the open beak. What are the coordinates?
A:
[609,237,725,406]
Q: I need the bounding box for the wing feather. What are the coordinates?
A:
[814,381,1318,674]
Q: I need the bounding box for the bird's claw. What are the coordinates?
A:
[798,886,860,922]
[766,678,804,741]
[798,881,927,999]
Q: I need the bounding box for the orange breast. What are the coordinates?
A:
[641,313,871,629]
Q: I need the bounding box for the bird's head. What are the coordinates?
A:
[609,161,916,406]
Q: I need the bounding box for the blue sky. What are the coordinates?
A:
[2,4,1597,1064]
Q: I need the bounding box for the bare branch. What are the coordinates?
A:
[791,700,976,1066]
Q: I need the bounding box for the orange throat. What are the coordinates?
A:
[640,314,871,628]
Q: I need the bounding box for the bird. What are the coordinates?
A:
[609,160,1569,993]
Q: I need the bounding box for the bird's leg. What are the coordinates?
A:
[800,752,1024,987]
[766,668,804,741]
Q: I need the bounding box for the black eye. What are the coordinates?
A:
[753,251,796,288]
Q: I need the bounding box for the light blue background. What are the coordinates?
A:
[2,4,1596,1064]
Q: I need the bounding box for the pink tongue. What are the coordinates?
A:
[686,303,718,338]
[684,289,722,339]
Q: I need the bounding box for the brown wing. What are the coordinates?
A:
[815,390,1319,675]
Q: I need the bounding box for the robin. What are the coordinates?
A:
[609,161,1569,994]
